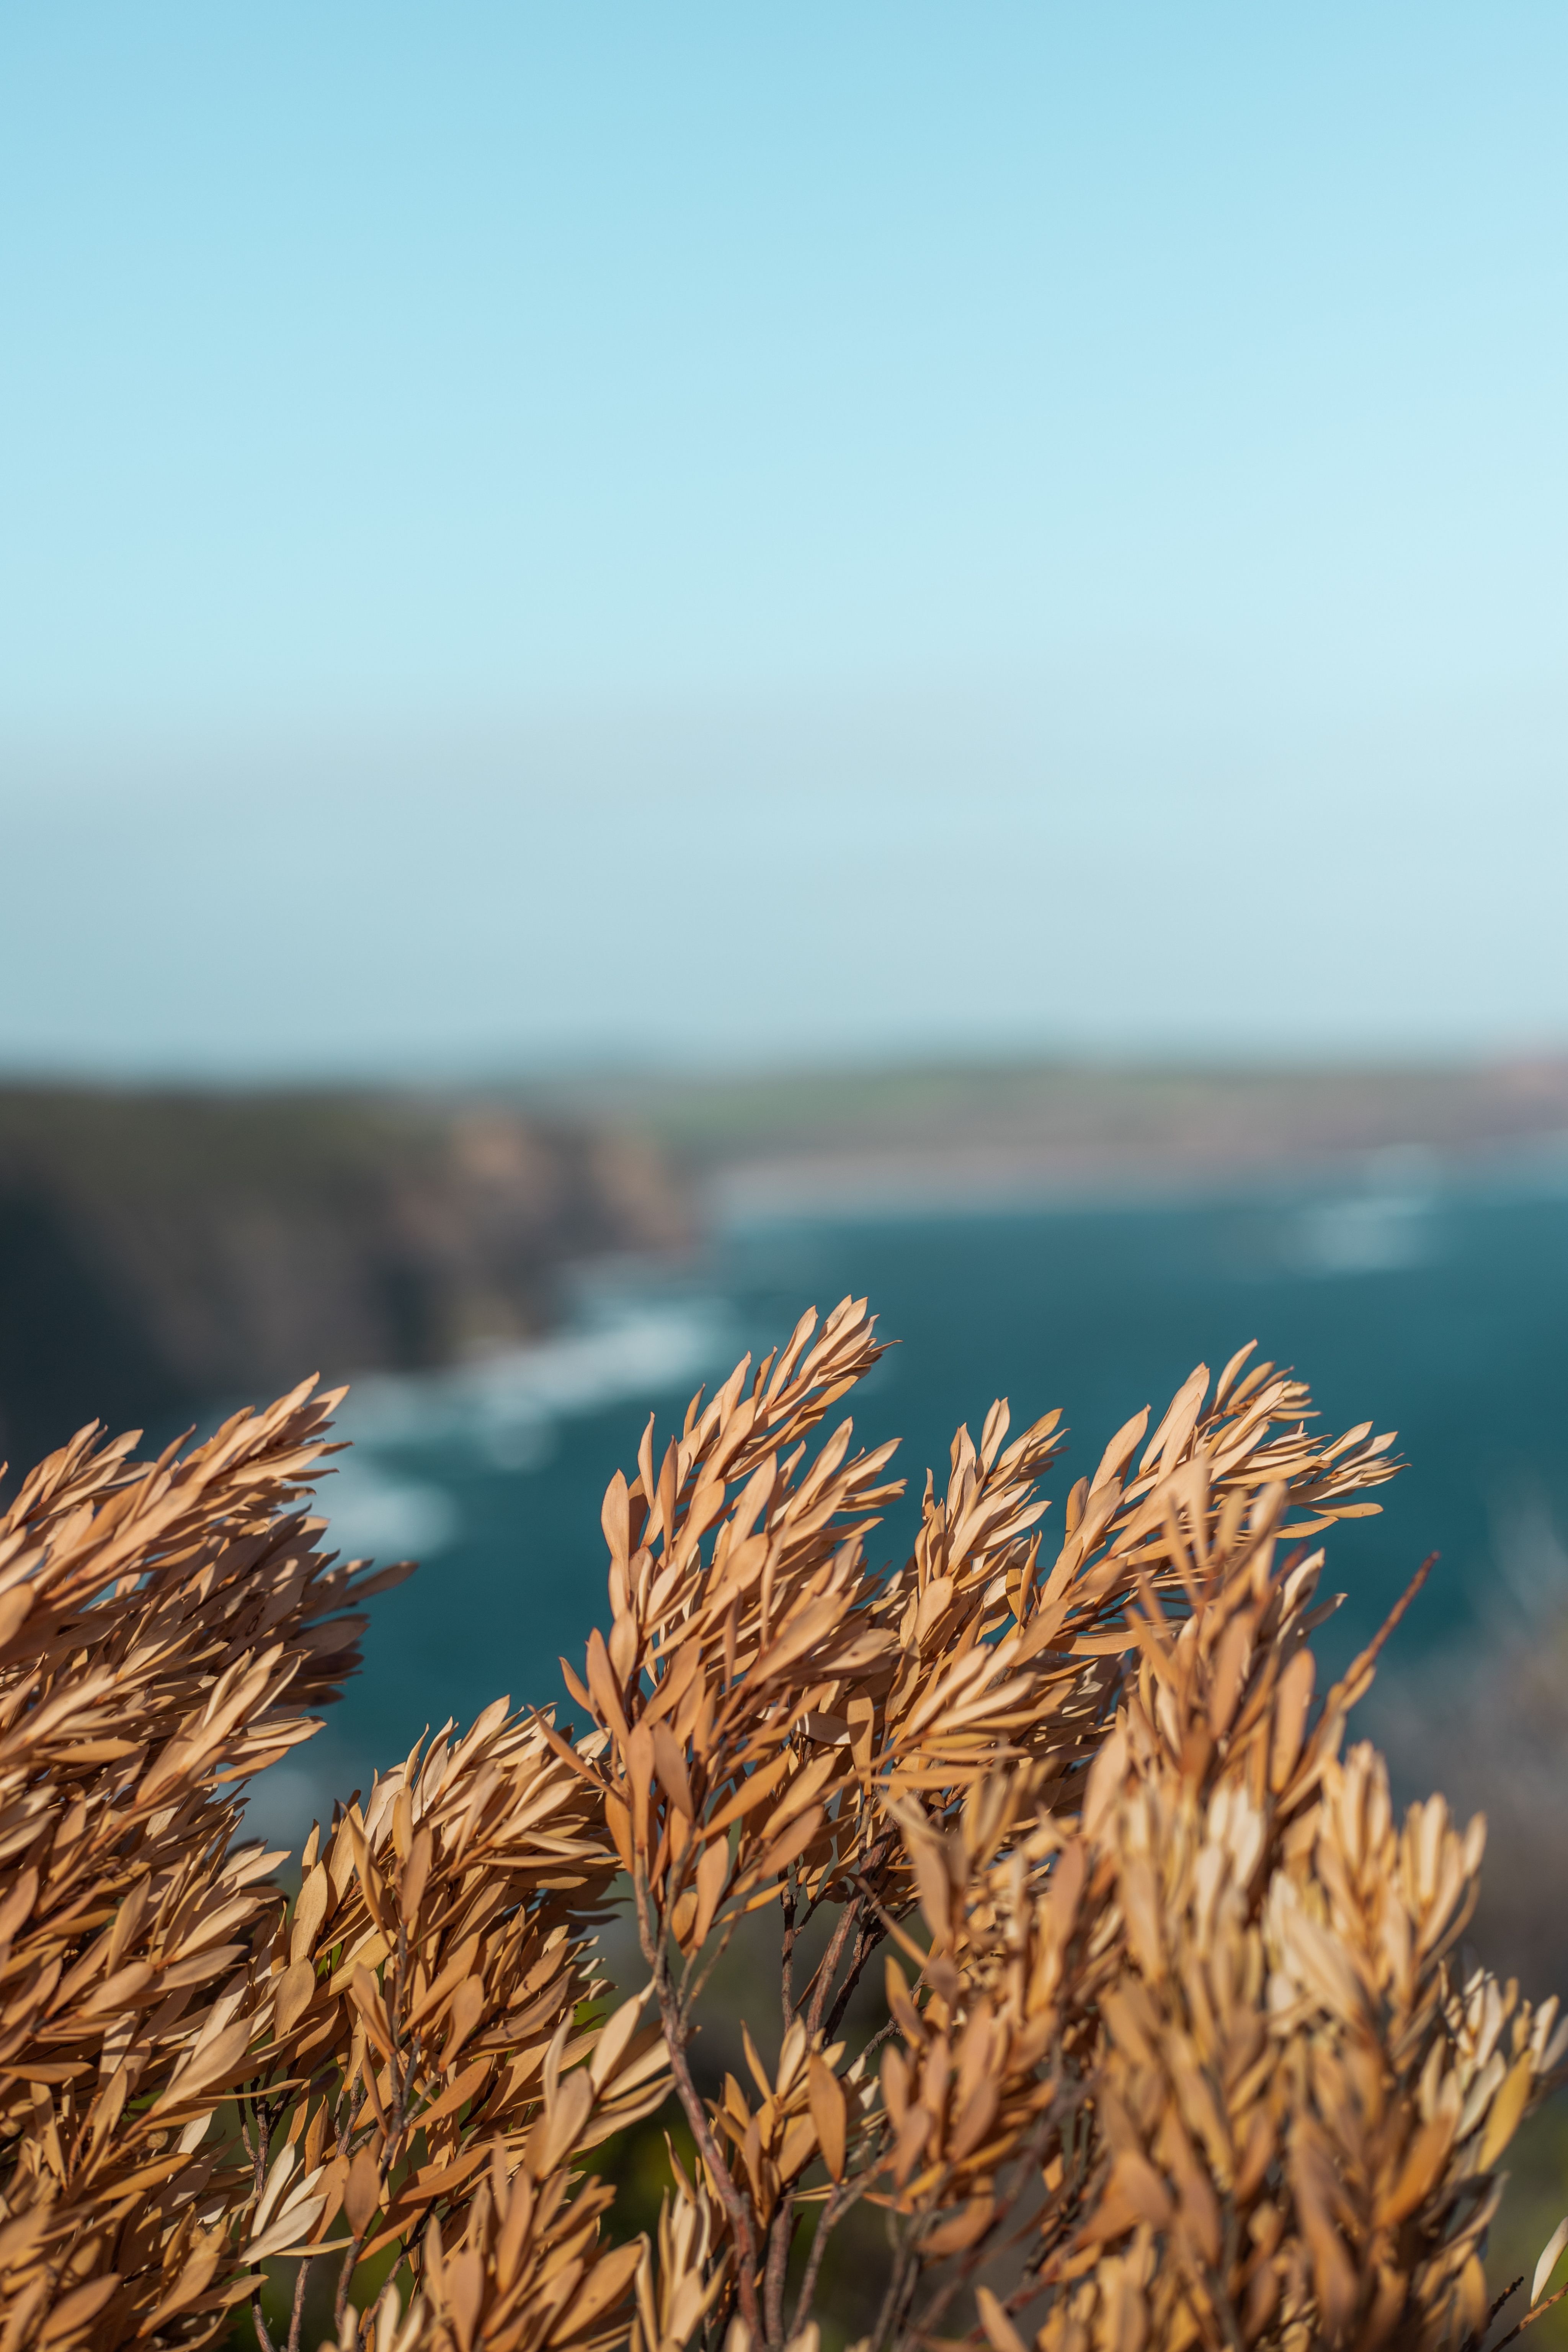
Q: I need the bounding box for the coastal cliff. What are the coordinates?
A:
[0,1088,691,1468]
[7,1053,1568,1475]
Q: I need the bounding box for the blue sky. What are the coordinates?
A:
[3,5,1565,1072]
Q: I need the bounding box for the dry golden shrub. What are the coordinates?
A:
[0,1382,397,2347]
[0,1299,1561,2352]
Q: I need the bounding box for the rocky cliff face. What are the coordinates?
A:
[0,1089,692,1469]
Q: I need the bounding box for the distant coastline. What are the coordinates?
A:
[540,1051,1568,1222]
[5,1053,1568,1466]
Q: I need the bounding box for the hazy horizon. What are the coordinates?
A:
[5,6,1565,1075]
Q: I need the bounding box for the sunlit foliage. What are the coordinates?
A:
[0,1302,1561,2352]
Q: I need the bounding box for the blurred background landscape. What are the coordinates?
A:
[6,0,1568,2317]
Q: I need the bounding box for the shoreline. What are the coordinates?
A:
[704,1122,1568,1227]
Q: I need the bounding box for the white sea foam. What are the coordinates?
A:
[317,1457,464,1560]
[333,1291,736,1478]
[1292,1192,1438,1275]
[1289,1147,1443,1277]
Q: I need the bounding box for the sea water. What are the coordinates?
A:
[254,1142,1568,1837]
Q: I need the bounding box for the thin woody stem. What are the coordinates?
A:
[640,1857,764,2349]
[249,2098,277,2352]
[789,2176,869,2337]
[1494,2282,1568,2351]
[334,2230,369,2331]
[823,1924,880,2044]
[284,2252,314,2352]
[764,1888,876,2352]
[679,1900,746,2016]
[870,2220,918,2352]
[763,2195,795,2346]
[659,1986,765,2346]
[648,1900,766,2342]
[332,1915,430,2338]
[802,1893,862,2043]
[780,1869,799,2032]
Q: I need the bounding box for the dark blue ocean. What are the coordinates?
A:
[258,1147,1568,1836]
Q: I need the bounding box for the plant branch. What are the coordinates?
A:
[780,1870,799,2034]
[789,2175,869,2336]
[679,1890,748,2015]
[1493,2282,1568,2352]
[802,1894,863,2045]
[250,2288,277,2352]
[284,2252,314,2352]
[822,1914,884,2046]
[334,2227,370,2331]
[652,1935,764,2348]
[870,2212,918,2352]
[763,2193,796,2347]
